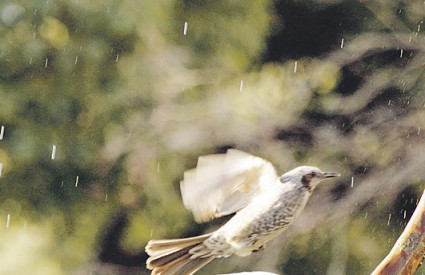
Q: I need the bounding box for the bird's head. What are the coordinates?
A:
[280,166,340,191]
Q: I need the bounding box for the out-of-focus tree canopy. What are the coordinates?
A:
[0,0,424,274]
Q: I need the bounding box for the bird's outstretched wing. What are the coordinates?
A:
[180,149,278,223]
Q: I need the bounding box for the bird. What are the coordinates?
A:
[145,149,340,275]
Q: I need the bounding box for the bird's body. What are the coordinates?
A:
[146,149,339,275]
[213,180,310,257]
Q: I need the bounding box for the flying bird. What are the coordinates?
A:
[146,149,339,274]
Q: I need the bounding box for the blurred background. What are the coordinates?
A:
[0,0,425,274]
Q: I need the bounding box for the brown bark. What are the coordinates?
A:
[372,190,425,275]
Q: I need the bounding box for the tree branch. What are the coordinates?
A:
[371,190,425,274]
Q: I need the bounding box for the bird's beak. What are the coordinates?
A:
[322,171,341,179]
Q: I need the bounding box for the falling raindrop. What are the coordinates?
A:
[351,176,354,188]
[51,145,57,160]
[0,125,4,140]
[75,56,78,64]
[45,58,48,68]
[75,176,79,187]
[105,194,108,201]
[183,21,188,35]
[403,210,407,219]
[157,162,160,173]
[294,61,298,73]
[239,80,244,92]
[400,49,403,58]
[340,38,344,48]
[115,54,119,62]
[6,214,10,228]
[0,163,3,177]
[387,214,392,225]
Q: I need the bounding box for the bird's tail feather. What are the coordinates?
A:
[146,232,214,274]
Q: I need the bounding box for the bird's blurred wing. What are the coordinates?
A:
[180,149,278,223]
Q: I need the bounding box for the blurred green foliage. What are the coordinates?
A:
[0,0,425,274]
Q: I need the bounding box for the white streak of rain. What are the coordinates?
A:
[183,21,188,35]
[6,214,10,228]
[51,145,56,160]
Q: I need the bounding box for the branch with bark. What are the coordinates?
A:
[371,190,425,275]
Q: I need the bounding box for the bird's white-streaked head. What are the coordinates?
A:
[279,166,340,191]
